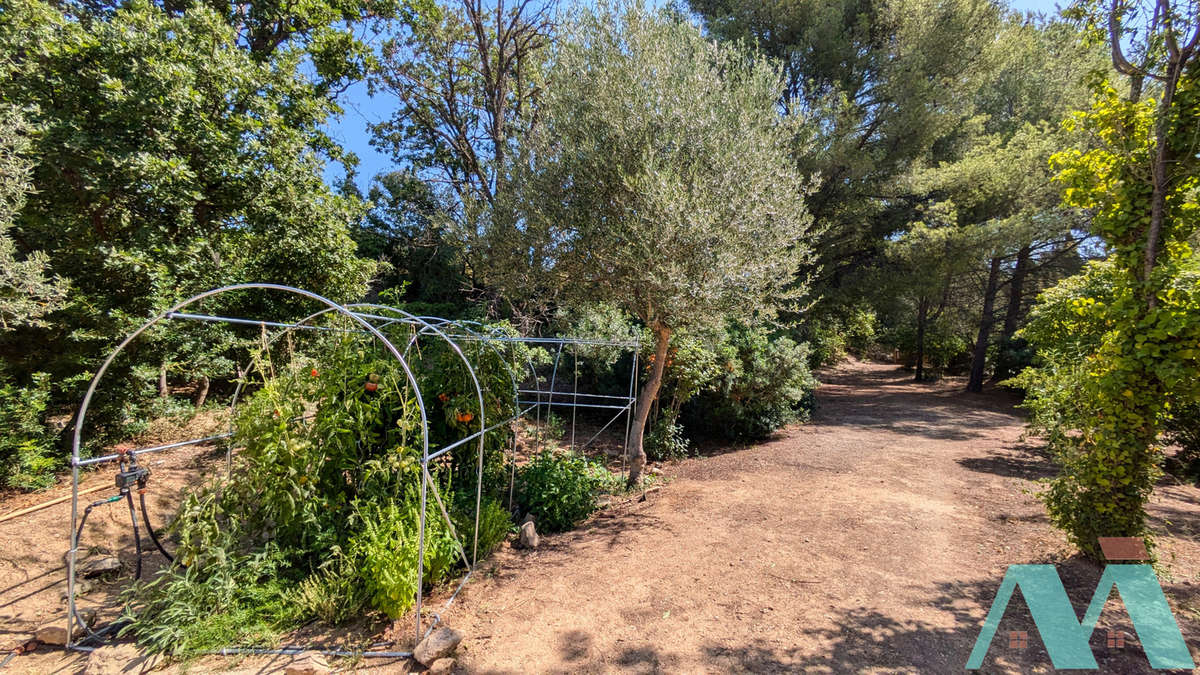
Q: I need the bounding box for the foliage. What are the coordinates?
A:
[0,105,66,489]
[1163,400,1200,484]
[356,171,470,310]
[689,0,1001,308]
[0,105,66,333]
[682,324,818,441]
[493,1,816,482]
[370,0,552,316]
[497,1,813,332]
[516,450,606,533]
[1014,67,1200,557]
[884,317,973,378]
[0,373,58,489]
[797,306,879,368]
[645,409,691,462]
[125,543,304,655]
[126,330,521,653]
[0,0,376,468]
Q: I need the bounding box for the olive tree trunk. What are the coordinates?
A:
[627,323,671,487]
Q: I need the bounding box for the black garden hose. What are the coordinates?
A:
[70,497,121,642]
[138,490,173,564]
[124,491,143,581]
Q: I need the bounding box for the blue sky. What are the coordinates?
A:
[322,0,1070,190]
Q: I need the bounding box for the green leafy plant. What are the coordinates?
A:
[1163,401,1200,484]
[125,330,523,654]
[645,409,690,462]
[517,450,603,533]
[0,372,57,489]
[683,324,818,440]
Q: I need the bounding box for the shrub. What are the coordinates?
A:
[517,450,601,532]
[645,409,690,461]
[0,372,57,489]
[883,317,971,379]
[842,306,879,356]
[451,494,513,559]
[991,335,1034,382]
[682,325,817,440]
[803,322,847,368]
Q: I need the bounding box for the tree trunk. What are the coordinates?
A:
[628,323,671,487]
[1143,57,1182,309]
[968,256,1002,393]
[158,361,169,398]
[1001,244,1030,341]
[193,375,210,408]
[914,297,927,382]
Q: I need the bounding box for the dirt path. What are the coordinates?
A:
[440,360,1200,673]
[2,360,1198,673]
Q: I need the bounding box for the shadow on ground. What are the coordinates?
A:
[549,553,1200,674]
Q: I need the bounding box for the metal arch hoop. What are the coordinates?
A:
[66,284,430,649]
[346,305,494,573]
[408,316,528,518]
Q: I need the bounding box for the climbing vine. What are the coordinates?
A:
[1029,73,1200,559]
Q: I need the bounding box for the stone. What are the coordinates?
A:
[413,627,463,666]
[80,556,121,578]
[521,512,535,525]
[284,651,331,675]
[518,521,539,549]
[35,623,68,645]
[60,579,92,601]
[83,644,158,675]
[429,657,456,674]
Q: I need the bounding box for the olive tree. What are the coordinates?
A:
[492,1,815,484]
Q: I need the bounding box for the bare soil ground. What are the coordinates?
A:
[2,359,1198,673]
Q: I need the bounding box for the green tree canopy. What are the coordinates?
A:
[0,0,375,444]
[491,1,816,482]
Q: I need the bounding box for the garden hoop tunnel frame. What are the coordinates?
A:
[67,284,434,651]
[65,283,641,655]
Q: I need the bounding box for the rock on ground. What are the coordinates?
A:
[429,657,456,674]
[34,623,68,645]
[80,556,122,577]
[414,627,463,666]
[518,521,539,548]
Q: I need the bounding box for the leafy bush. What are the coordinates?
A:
[991,335,1034,382]
[1008,257,1200,555]
[884,317,971,379]
[682,324,817,440]
[349,498,461,620]
[645,409,690,461]
[517,450,602,532]
[842,306,879,356]
[802,322,847,368]
[794,306,879,368]
[0,372,57,489]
